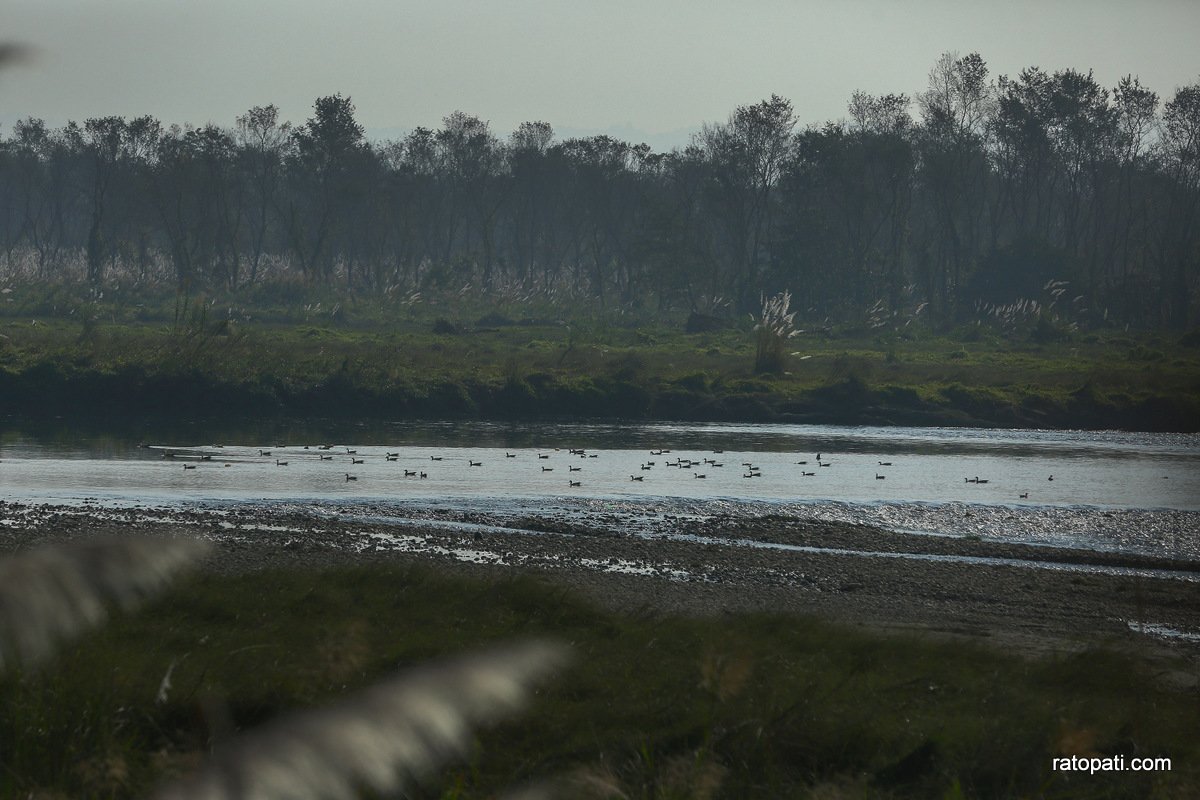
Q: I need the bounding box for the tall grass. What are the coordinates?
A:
[752,291,799,374]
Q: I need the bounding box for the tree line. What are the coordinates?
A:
[1,53,1197,329]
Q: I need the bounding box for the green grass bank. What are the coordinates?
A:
[2,306,1198,431]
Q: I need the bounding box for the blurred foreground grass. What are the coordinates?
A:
[1,564,1196,798]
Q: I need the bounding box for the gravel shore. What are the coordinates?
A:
[3,501,1198,663]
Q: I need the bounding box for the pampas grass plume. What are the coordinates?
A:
[153,640,570,800]
[0,536,211,670]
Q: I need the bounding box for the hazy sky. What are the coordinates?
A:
[5,0,1199,150]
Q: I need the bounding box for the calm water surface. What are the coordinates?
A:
[2,422,1197,559]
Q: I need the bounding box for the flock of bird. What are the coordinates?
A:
[156,444,1052,498]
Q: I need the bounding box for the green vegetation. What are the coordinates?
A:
[1,286,1198,430]
[1,564,1196,798]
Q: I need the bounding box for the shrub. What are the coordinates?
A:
[432,318,462,335]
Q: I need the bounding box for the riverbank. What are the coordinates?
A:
[2,503,1199,798]
[2,315,1197,431]
[5,501,1198,658]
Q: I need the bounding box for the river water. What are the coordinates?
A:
[1,422,1197,560]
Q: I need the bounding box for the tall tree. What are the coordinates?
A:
[698,95,796,309]
[287,94,368,283]
[436,111,506,286]
[234,105,290,285]
[1155,81,1200,327]
[72,115,160,285]
[508,121,560,288]
[916,52,995,314]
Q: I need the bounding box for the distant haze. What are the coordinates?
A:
[4,0,1199,148]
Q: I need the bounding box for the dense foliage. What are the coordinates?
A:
[1,53,1198,328]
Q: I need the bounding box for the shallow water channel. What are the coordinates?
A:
[2,422,1197,561]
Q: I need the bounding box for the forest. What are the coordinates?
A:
[0,52,1198,331]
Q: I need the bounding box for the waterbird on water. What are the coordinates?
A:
[878,461,893,466]
[404,470,417,476]
[320,454,332,460]
[630,475,644,481]
[1020,492,1029,498]
[541,467,553,472]
[276,460,288,466]
[569,480,581,487]
[258,450,271,457]
[430,456,443,461]
[875,474,885,479]
[345,473,357,481]
[351,458,364,464]
[182,464,196,470]
[470,460,483,467]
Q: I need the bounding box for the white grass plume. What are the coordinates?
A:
[153,640,570,800]
[0,536,210,670]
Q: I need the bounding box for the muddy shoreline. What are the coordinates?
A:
[3,501,1199,662]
